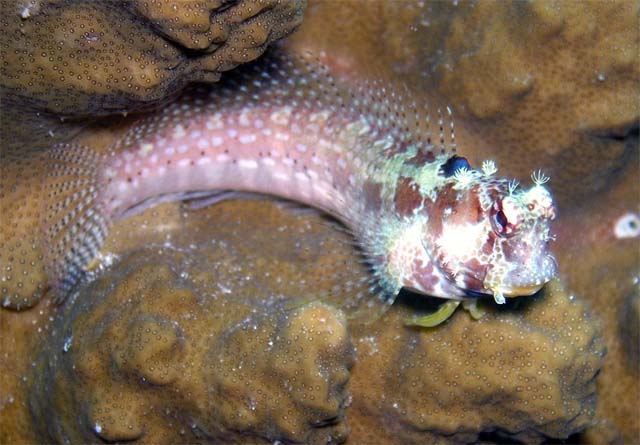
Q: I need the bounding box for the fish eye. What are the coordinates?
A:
[491,200,517,238]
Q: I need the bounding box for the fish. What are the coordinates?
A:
[1,53,557,323]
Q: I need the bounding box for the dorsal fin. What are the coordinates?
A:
[209,51,460,161]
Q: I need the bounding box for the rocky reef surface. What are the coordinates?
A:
[286,1,639,442]
[0,0,306,149]
[17,200,605,444]
[1,1,638,444]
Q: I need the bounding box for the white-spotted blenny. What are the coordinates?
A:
[6,54,557,323]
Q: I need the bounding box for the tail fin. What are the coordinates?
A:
[41,143,110,303]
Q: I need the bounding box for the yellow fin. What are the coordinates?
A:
[405,300,460,328]
[462,299,486,320]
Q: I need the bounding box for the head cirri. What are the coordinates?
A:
[404,158,557,305]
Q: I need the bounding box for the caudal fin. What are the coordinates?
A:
[41,143,110,303]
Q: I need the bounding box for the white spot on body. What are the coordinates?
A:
[206,114,224,130]
[173,124,186,139]
[239,134,257,144]
[270,106,293,126]
[211,136,223,147]
[138,143,154,157]
[238,159,258,169]
[117,181,129,193]
[238,112,251,127]
[216,153,230,162]
[309,111,330,123]
[437,221,485,264]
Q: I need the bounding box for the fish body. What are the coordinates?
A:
[2,54,557,309]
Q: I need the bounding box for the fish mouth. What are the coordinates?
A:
[493,283,544,298]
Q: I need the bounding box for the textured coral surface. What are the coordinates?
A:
[3,200,605,444]
[1,0,639,444]
[286,0,639,209]
[285,1,639,442]
[29,251,355,443]
[0,0,306,149]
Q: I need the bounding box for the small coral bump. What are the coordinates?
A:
[481,159,497,177]
[531,169,550,186]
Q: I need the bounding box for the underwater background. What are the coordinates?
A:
[1,1,638,444]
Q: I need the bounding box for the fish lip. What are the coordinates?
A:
[493,283,544,297]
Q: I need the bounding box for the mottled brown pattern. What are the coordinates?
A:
[482,230,497,256]
[425,182,456,237]
[393,176,422,218]
[459,258,487,291]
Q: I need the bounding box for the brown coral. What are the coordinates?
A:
[347,278,604,444]
[285,2,639,440]
[286,0,639,208]
[0,147,49,310]
[14,199,604,444]
[433,1,639,208]
[0,0,306,149]
[1,0,637,443]
[552,144,639,444]
[28,244,354,444]
[0,121,128,310]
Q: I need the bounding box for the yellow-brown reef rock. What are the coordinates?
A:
[1,1,637,443]
[16,200,605,444]
[0,0,306,148]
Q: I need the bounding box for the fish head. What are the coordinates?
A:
[427,170,557,304]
